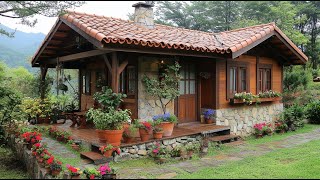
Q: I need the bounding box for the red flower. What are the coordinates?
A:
[36,135,42,141]
[35,143,41,148]
[90,175,95,179]
[47,156,54,165]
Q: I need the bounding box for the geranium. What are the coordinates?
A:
[140,121,152,131]
[66,164,81,176]
[149,142,167,159]
[47,156,54,165]
[112,147,121,155]
[253,122,267,135]
[98,163,114,176]
[99,144,113,153]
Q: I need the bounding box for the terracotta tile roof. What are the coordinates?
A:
[32,10,308,65]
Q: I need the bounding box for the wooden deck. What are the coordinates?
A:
[46,121,230,148]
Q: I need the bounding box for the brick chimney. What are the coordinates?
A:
[132,2,154,29]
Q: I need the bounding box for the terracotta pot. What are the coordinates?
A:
[57,136,65,142]
[139,128,151,142]
[71,144,80,151]
[256,134,263,139]
[96,129,107,143]
[153,131,164,139]
[51,170,61,176]
[123,136,135,143]
[103,149,113,158]
[102,174,117,179]
[104,129,124,147]
[71,175,81,179]
[160,122,174,137]
[205,118,215,124]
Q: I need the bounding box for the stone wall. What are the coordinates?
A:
[137,57,175,121]
[214,103,283,136]
[114,135,202,161]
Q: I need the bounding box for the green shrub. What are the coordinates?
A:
[280,104,305,130]
[306,101,320,124]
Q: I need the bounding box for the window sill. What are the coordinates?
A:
[229,97,282,104]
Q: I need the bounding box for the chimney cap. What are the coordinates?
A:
[132,2,154,8]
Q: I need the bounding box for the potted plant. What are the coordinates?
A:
[98,163,117,179]
[263,123,273,136]
[83,167,102,179]
[152,120,164,139]
[66,164,82,179]
[149,142,169,164]
[122,124,138,143]
[138,121,153,142]
[253,122,266,138]
[86,86,131,146]
[50,160,62,177]
[68,139,81,151]
[275,120,288,134]
[153,113,178,137]
[185,143,200,159]
[202,109,216,124]
[44,155,54,174]
[99,144,114,157]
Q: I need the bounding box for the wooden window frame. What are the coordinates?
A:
[119,65,137,98]
[257,64,273,93]
[226,61,250,99]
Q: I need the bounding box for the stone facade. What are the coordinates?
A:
[114,135,202,161]
[214,103,283,136]
[137,57,175,121]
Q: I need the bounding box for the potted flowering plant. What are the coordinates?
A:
[263,123,273,136]
[137,121,153,142]
[202,109,216,124]
[83,167,101,179]
[66,164,82,179]
[98,163,117,179]
[68,139,82,151]
[253,122,266,138]
[152,120,164,139]
[152,112,178,137]
[50,160,62,177]
[99,144,114,157]
[149,142,169,164]
[122,124,138,143]
[21,131,42,150]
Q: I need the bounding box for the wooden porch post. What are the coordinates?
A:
[40,65,48,99]
[108,52,129,93]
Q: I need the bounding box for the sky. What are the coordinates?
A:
[0,1,140,35]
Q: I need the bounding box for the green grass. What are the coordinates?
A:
[245,124,320,145]
[175,139,320,179]
[0,146,29,179]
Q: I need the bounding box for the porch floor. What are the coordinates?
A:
[46,121,230,148]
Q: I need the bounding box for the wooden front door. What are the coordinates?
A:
[178,63,197,123]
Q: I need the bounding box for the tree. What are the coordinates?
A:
[0,1,85,37]
[142,61,181,114]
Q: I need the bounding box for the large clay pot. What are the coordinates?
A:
[160,122,174,137]
[153,131,164,139]
[205,118,214,124]
[123,136,135,143]
[104,129,124,147]
[139,128,151,142]
[96,129,107,143]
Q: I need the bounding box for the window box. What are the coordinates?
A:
[229,97,282,104]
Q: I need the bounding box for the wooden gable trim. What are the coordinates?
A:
[32,20,62,66]
[46,50,110,64]
[274,32,307,64]
[60,18,104,49]
[232,32,275,59]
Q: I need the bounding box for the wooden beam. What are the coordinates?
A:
[111,52,119,93]
[46,49,110,64]
[103,54,112,73]
[118,59,128,75]
[232,32,275,59]
[40,65,48,99]
[98,46,230,60]
[274,32,307,64]
[60,18,104,48]
[32,19,62,66]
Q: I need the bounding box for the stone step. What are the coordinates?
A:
[224,140,245,147]
[207,134,239,143]
[80,151,113,165]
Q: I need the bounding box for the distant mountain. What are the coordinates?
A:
[0,24,45,71]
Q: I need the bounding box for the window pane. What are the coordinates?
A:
[82,75,86,94]
[230,67,237,94]
[240,68,246,91]
[128,67,136,95]
[190,80,195,94]
[189,65,195,79]
[179,80,185,94]
[186,80,190,94]
[85,71,90,94]
[266,69,271,90]
[180,68,185,79]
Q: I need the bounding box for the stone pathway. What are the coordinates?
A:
[116,128,320,179]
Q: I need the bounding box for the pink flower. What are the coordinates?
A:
[152,149,159,154]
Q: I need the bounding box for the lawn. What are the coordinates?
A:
[174,139,320,179]
[0,146,29,179]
